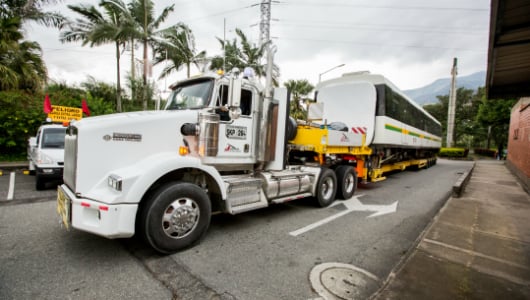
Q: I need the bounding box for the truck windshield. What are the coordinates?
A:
[42,128,65,149]
[165,79,214,110]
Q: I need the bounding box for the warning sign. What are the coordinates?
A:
[47,105,83,123]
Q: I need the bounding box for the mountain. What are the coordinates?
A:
[404,71,486,106]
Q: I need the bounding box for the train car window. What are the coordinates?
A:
[375,85,386,116]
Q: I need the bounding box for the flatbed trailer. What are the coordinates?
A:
[289,124,436,184]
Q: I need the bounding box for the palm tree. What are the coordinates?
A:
[284,79,314,120]
[127,0,174,110]
[209,28,279,84]
[153,24,206,80]
[60,1,128,112]
[0,16,47,91]
[1,0,64,91]
[2,0,66,28]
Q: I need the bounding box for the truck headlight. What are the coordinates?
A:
[37,152,53,164]
[108,175,122,191]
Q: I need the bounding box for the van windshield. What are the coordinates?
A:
[42,128,65,149]
[165,79,214,110]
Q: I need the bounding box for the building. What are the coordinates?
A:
[486,0,530,191]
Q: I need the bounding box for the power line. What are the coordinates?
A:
[278,21,487,36]
[280,1,489,12]
[275,36,487,52]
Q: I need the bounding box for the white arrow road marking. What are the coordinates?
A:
[289,195,398,236]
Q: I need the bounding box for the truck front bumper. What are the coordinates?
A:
[57,184,138,239]
[36,166,63,180]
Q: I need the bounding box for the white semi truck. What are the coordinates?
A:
[57,47,439,253]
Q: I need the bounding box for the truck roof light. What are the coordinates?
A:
[81,202,90,208]
[99,205,108,211]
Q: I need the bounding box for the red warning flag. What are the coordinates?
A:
[82,99,91,116]
[43,94,53,114]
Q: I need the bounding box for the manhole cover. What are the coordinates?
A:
[310,263,379,300]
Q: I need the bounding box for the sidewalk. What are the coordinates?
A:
[375,160,530,299]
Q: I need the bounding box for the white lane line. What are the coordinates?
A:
[7,172,15,200]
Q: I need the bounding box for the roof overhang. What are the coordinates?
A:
[486,0,530,99]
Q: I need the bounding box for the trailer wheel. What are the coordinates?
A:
[315,168,337,207]
[335,165,357,199]
[140,182,211,254]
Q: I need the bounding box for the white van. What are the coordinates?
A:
[28,124,66,190]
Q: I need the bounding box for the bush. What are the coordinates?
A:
[438,147,469,158]
[474,148,496,157]
[0,90,43,157]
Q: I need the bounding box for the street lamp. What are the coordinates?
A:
[318,63,345,82]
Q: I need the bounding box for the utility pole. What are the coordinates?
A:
[259,0,271,47]
[446,57,458,147]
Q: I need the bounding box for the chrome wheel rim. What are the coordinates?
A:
[162,198,200,239]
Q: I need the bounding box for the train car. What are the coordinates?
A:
[315,71,442,165]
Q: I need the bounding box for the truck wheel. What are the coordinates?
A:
[315,168,337,207]
[335,165,357,199]
[140,182,211,254]
[35,174,46,190]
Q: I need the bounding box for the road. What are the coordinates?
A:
[0,159,473,299]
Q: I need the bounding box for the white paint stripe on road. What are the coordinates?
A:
[7,172,15,200]
[289,209,352,237]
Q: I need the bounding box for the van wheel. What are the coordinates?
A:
[335,165,357,199]
[315,168,337,207]
[140,182,211,254]
[35,174,46,190]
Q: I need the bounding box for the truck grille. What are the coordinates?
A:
[63,127,78,191]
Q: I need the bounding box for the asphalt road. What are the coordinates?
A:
[0,159,473,299]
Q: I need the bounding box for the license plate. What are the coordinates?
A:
[57,186,70,230]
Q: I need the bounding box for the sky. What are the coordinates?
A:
[25,0,491,95]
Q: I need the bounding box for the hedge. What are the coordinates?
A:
[438,148,469,158]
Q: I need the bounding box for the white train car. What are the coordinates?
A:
[315,71,441,164]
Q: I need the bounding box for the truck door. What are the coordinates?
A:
[214,84,257,165]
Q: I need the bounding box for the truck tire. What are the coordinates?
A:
[315,168,337,207]
[140,182,211,254]
[286,117,298,141]
[335,165,357,200]
[35,174,46,190]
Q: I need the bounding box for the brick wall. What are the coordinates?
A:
[507,97,530,191]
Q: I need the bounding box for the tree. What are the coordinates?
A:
[476,97,517,149]
[284,79,314,120]
[0,1,66,91]
[60,1,128,112]
[153,24,206,79]
[127,0,174,110]
[0,16,47,91]
[209,28,279,84]
[423,87,484,147]
[1,0,66,28]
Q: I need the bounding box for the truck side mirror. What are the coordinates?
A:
[29,137,37,147]
[228,78,242,109]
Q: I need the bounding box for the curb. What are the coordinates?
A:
[452,162,476,197]
[0,162,28,176]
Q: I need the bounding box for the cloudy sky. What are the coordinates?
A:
[26,0,491,93]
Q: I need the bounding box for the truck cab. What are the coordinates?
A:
[28,123,66,190]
